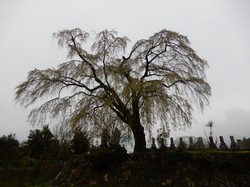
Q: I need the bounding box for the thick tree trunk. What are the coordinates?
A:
[130,120,146,152]
[129,93,146,153]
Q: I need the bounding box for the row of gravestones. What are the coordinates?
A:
[99,128,127,153]
[151,136,242,150]
[100,128,244,151]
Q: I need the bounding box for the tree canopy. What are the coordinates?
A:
[15,28,211,152]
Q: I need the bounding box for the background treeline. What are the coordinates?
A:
[1,125,250,161]
[0,125,90,161]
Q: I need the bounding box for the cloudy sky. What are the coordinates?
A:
[0,0,249,143]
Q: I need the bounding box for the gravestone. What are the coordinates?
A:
[195,137,205,149]
[151,138,157,149]
[236,139,242,149]
[189,137,194,149]
[170,137,176,149]
[209,136,217,149]
[159,138,166,149]
[101,129,109,148]
[219,136,228,150]
[178,137,186,149]
[112,127,121,145]
[156,132,166,149]
[230,136,238,149]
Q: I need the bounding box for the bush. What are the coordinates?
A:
[71,130,90,155]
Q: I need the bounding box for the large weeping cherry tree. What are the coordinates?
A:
[15,28,211,152]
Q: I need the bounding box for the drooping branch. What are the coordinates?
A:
[163,79,186,88]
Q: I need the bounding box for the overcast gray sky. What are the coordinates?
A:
[0,0,249,143]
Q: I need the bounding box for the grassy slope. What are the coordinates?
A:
[1,150,249,186]
[54,150,250,187]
